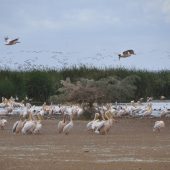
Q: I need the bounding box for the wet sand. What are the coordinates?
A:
[0,117,170,170]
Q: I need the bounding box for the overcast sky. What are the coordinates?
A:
[0,0,170,70]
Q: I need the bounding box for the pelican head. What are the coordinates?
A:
[4,37,9,42]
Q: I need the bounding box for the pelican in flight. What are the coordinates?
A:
[4,37,20,45]
[118,49,136,60]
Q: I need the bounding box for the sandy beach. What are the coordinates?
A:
[0,117,170,170]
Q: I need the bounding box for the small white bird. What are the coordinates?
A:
[4,37,20,45]
[153,120,165,132]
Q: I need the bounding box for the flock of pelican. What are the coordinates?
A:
[86,112,117,135]
[0,96,168,135]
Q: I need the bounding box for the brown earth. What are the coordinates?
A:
[0,117,170,170]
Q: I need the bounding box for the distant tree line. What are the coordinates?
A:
[0,66,169,104]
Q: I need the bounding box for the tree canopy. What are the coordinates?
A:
[50,75,140,104]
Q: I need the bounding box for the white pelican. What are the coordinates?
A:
[160,108,170,117]
[4,37,20,45]
[86,113,100,131]
[118,49,136,60]
[153,120,165,132]
[12,116,26,134]
[93,113,106,134]
[99,112,116,135]
[63,114,74,135]
[58,114,68,133]
[143,103,153,116]
[21,110,43,135]
[147,97,153,102]
[21,121,36,135]
[0,119,7,129]
[21,112,36,135]
[33,119,42,134]
[160,96,166,100]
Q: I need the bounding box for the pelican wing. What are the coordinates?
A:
[122,50,130,55]
[127,49,135,54]
[12,121,19,133]
[22,121,36,134]
[63,122,73,134]
[10,38,19,43]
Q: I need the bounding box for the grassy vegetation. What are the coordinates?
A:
[0,66,169,103]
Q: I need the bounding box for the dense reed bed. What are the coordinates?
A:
[0,66,169,102]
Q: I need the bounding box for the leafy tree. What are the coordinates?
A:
[25,72,54,102]
[51,75,139,104]
[0,79,15,98]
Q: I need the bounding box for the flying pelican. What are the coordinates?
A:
[118,49,136,60]
[4,37,20,45]
[63,114,74,135]
[153,120,165,132]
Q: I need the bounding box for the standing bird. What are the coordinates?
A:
[118,49,136,60]
[21,112,36,135]
[153,120,165,132]
[33,118,42,134]
[0,119,7,129]
[98,112,116,135]
[63,114,74,135]
[58,114,68,133]
[12,116,26,134]
[160,96,166,100]
[86,113,100,131]
[4,37,20,45]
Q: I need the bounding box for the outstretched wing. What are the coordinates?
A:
[10,38,19,43]
[122,50,129,55]
[127,49,135,55]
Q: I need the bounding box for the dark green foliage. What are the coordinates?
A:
[25,71,55,102]
[0,79,15,98]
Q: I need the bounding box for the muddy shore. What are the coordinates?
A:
[0,118,170,170]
